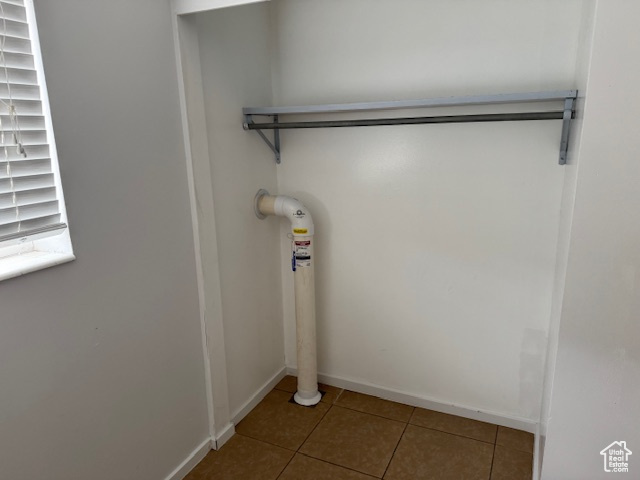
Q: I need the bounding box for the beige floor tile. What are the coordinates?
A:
[335,390,414,422]
[235,389,330,450]
[410,408,497,443]
[384,424,494,480]
[184,434,293,480]
[278,454,378,480]
[274,375,343,404]
[495,426,534,453]
[491,445,533,480]
[300,405,405,477]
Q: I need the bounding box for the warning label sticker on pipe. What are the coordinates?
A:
[294,240,311,268]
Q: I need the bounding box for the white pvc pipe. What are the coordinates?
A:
[256,191,321,406]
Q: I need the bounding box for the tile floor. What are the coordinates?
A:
[185,375,534,480]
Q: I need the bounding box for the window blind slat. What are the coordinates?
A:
[0,215,62,238]
[0,199,58,223]
[0,19,29,39]
[0,129,46,145]
[0,99,41,115]
[0,186,55,208]
[0,221,67,243]
[0,198,58,217]
[0,83,40,101]
[0,185,55,208]
[0,172,55,194]
[0,126,46,137]
[1,143,48,160]
[0,51,33,69]
[0,154,50,164]
[0,158,51,177]
[0,67,38,84]
[0,35,30,54]
[0,3,26,23]
[0,119,46,132]
[0,160,51,179]
[0,1,26,8]
[0,114,43,129]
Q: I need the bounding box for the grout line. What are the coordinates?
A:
[296,403,333,453]
[407,423,499,447]
[275,449,297,480]
[406,420,499,446]
[333,387,345,403]
[296,452,382,479]
[488,441,498,479]
[495,444,536,454]
[331,403,411,424]
[487,422,499,480]
[233,432,297,453]
[381,421,409,479]
[273,384,294,393]
[494,426,537,455]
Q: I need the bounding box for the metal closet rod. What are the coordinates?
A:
[244,111,567,130]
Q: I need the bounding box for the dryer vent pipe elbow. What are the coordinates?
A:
[257,193,314,237]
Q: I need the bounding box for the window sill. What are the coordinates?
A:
[0,250,76,282]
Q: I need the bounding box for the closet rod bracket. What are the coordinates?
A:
[244,114,281,164]
[558,97,576,165]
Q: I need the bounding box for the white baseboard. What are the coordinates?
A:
[213,422,235,450]
[231,366,287,425]
[165,367,287,479]
[164,437,212,480]
[287,367,538,434]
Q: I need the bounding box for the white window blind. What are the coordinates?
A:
[0,0,65,245]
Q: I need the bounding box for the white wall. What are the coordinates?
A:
[0,2,210,479]
[537,0,596,472]
[271,0,583,421]
[541,1,640,477]
[195,3,284,417]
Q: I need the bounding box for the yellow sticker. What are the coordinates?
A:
[293,228,308,234]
